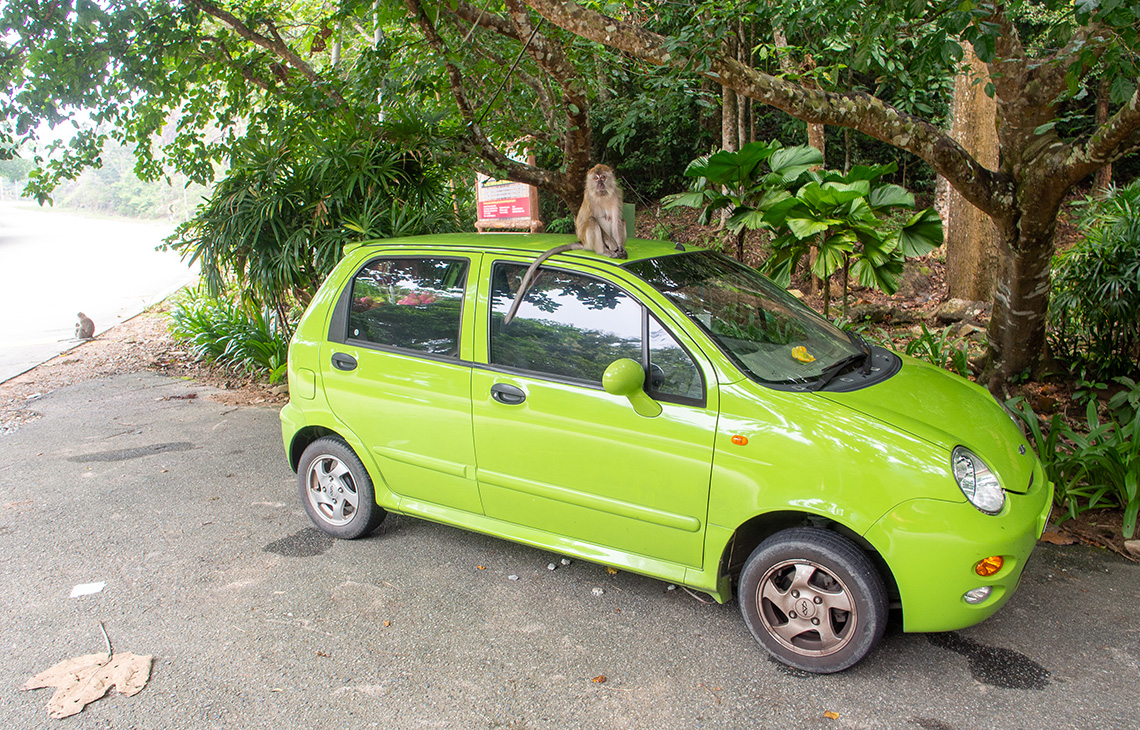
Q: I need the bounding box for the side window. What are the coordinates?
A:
[491,262,641,384]
[347,257,467,356]
[648,317,704,401]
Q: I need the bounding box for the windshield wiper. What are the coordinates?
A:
[849,332,874,375]
[811,333,873,392]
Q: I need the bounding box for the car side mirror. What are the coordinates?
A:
[602,358,662,418]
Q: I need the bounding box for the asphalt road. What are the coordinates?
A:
[1,373,1137,729]
[0,202,196,382]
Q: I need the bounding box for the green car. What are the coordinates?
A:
[280,233,1052,673]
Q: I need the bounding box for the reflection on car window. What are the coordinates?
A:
[628,251,860,385]
[648,317,703,401]
[491,263,641,384]
[348,257,467,356]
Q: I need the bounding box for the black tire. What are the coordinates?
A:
[738,527,887,674]
[297,437,386,539]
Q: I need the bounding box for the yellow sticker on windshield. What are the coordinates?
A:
[792,346,816,363]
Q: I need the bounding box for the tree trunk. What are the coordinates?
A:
[945,46,1000,301]
[983,223,1056,390]
[721,42,740,152]
[1095,76,1113,191]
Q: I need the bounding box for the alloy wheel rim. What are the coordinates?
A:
[756,558,857,657]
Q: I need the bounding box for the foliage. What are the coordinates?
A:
[903,323,971,378]
[664,141,942,316]
[167,114,464,312]
[168,287,290,384]
[591,74,718,199]
[1048,181,1140,380]
[1007,386,1140,539]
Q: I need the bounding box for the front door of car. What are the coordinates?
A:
[322,254,483,515]
[471,260,717,569]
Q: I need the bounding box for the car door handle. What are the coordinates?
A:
[490,383,526,405]
[331,352,357,371]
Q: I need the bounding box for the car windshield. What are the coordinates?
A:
[627,250,862,386]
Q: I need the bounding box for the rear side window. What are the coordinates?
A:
[347,257,467,356]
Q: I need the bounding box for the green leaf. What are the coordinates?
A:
[662,191,711,209]
[898,208,944,256]
[787,216,830,239]
[687,142,775,186]
[868,184,915,210]
[844,163,897,182]
[727,208,769,231]
[761,196,804,228]
[1109,75,1135,105]
[766,145,824,180]
[851,256,904,295]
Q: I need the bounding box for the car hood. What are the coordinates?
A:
[819,355,1036,494]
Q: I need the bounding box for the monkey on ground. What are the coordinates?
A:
[503,164,627,325]
[76,312,95,340]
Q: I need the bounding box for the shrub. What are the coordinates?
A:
[1007,381,1140,539]
[903,323,971,378]
[1049,181,1140,379]
[169,288,290,384]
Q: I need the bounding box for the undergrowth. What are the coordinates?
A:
[168,288,290,384]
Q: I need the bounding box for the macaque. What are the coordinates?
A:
[76,312,95,340]
[503,164,627,325]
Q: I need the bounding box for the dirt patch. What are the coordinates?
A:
[0,304,286,435]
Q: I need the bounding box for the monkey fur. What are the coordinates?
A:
[503,164,626,325]
[76,312,95,340]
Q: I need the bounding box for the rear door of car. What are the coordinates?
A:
[470,257,718,571]
[322,251,484,515]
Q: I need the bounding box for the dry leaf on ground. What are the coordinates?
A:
[23,652,153,719]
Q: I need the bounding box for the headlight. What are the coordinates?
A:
[951,447,1005,514]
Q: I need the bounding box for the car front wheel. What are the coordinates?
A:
[297,437,386,539]
[739,527,887,673]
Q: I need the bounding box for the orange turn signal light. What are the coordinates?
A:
[731,435,749,446]
[974,556,1004,577]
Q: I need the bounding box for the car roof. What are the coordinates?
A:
[348,232,690,264]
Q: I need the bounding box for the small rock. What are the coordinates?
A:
[952,322,986,339]
[508,575,519,582]
[1125,541,1140,559]
[667,585,676,591]
[887,306,922,325]
[547,563,557,571]
[847,302,891,324]
[935,298,989,324]
[561,558,571,566]
[592,587,604,597]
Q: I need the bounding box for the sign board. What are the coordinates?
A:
[475,152,543,232]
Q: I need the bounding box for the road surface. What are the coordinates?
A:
[0,201,197,382]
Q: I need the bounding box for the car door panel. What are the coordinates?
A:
[471,259,717,568]
[321,254,482,514]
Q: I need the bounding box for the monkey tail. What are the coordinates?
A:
[502,243,581,325]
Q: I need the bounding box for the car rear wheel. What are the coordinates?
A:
[739,527,886,673]
[297,437,386,539]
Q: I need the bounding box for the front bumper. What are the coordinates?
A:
[864,461,1054,633]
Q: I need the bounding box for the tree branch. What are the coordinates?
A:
[1070,82,1140,182]
[188,0,345,106]
[523,0,1015,220]
[199,36,273,92]
[404,0,572,200]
